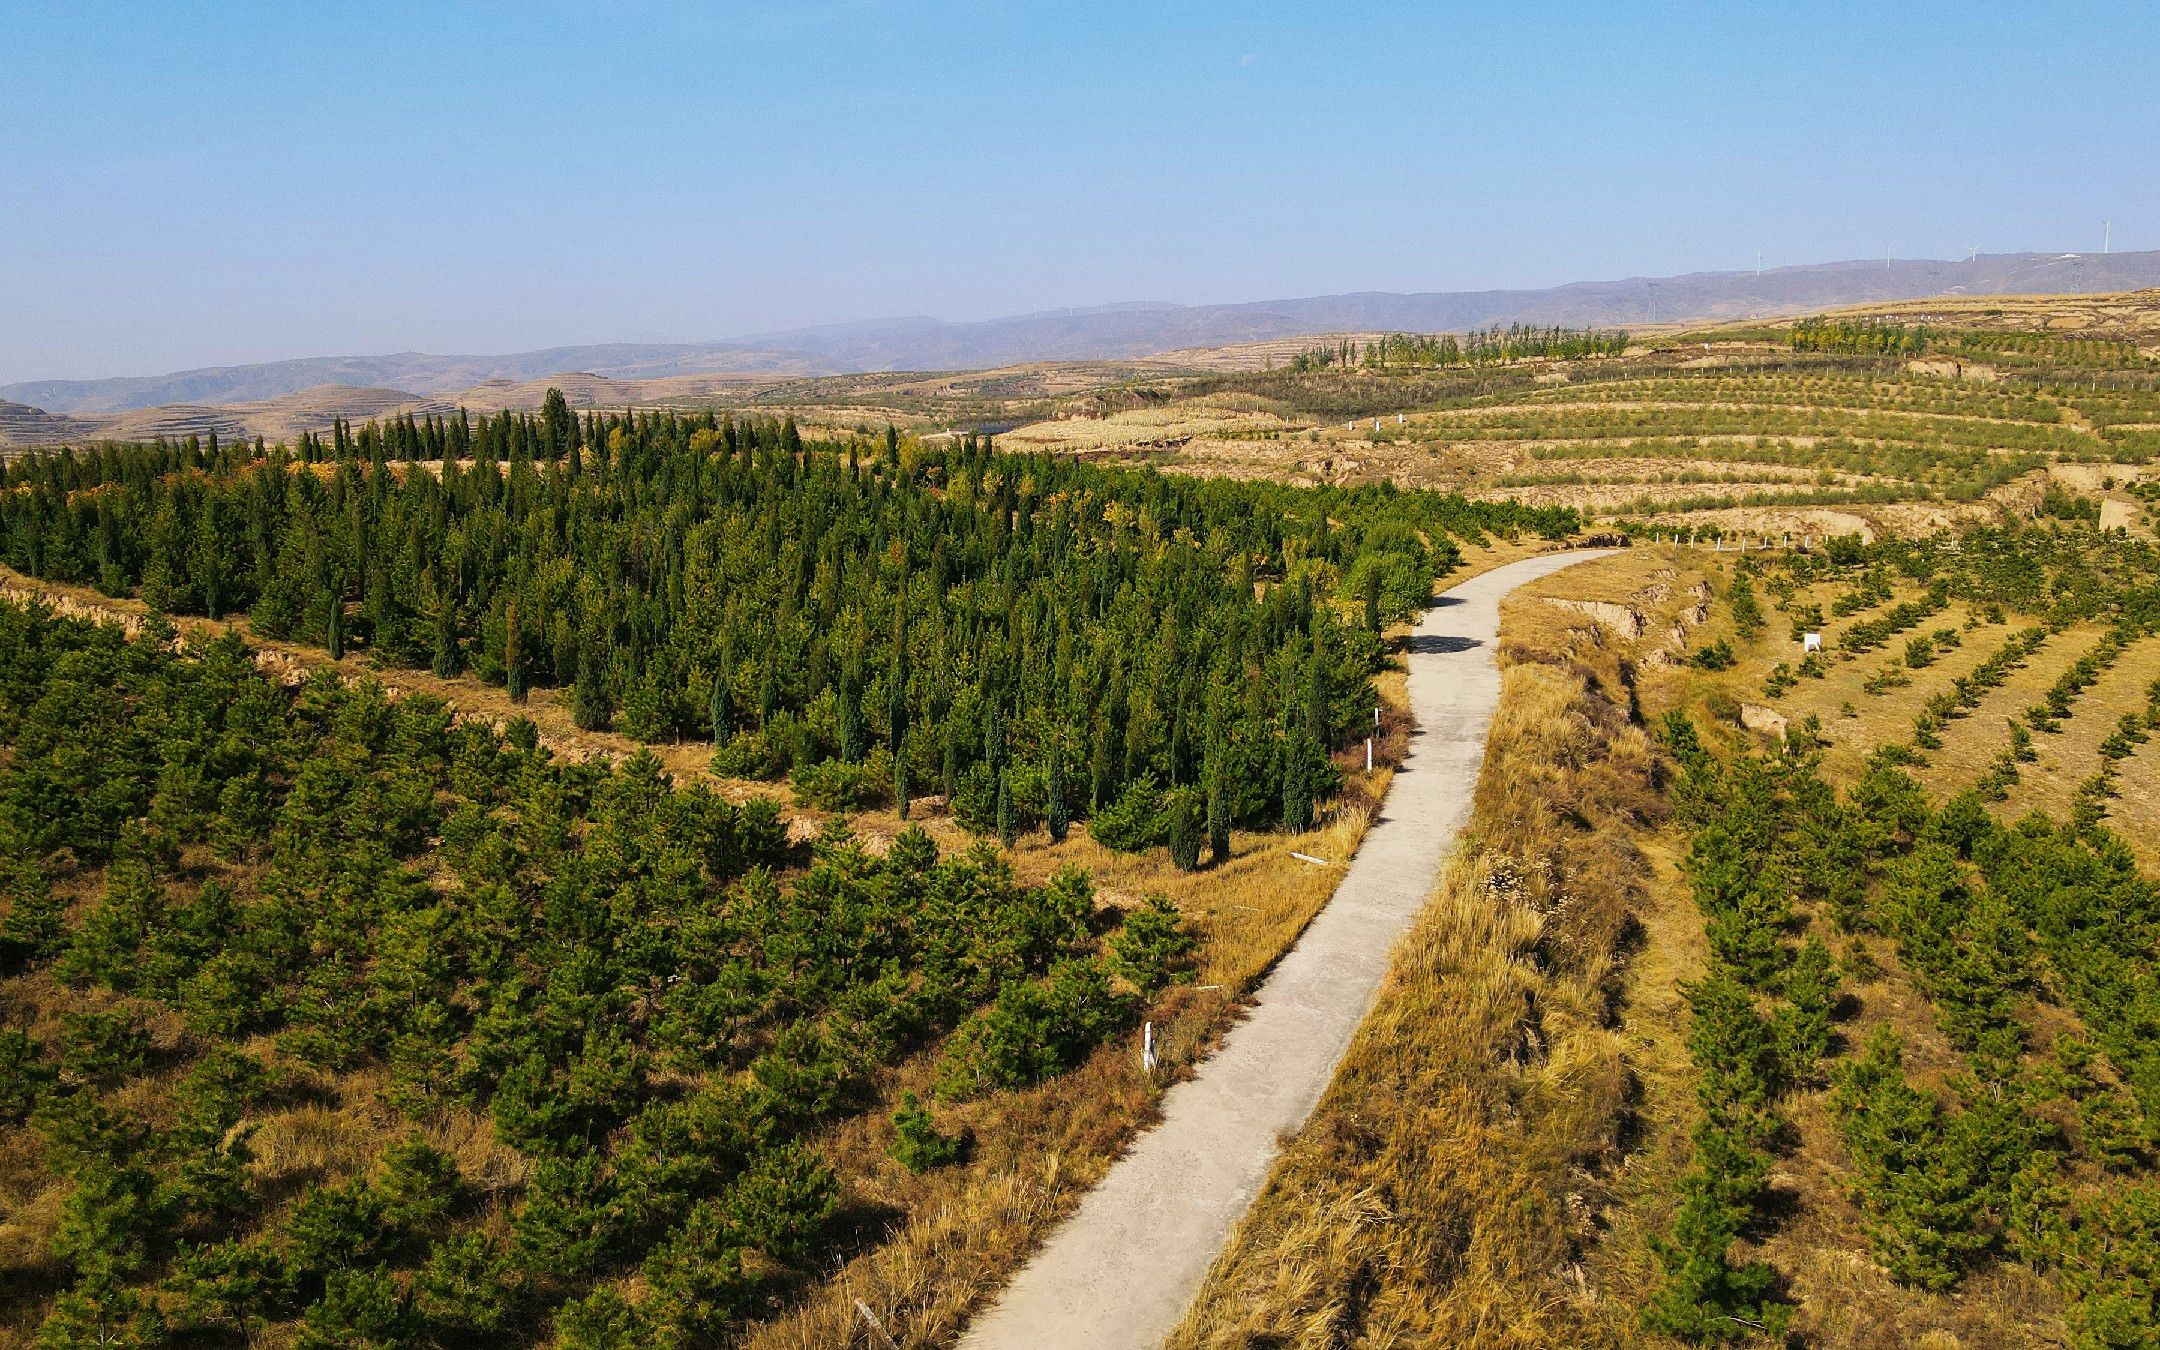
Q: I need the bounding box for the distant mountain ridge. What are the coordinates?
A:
[10,250,2160,415]
[742,251,2160,371]
[1,344,817,416]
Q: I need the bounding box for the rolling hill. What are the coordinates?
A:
[12,250,2160,417]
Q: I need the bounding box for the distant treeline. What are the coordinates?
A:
[1788,318,1932,357]
[1286,324,1630,373]
[1788,319,2154,370]
[0,402,1577,852]
[1949,329,2153,370]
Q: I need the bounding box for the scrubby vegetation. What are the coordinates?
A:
[1154,337,2160,525]
[1642,716,1848,1342]
[1628,517,2160,1343]
[0,599,1207,1344]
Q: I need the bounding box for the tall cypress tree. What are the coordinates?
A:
[1305,633,1329,747]
[574,643,611,732]
[709,663,731,743]
[324,588,345,662]
[505,601,526,704]
[542,387,576,459]
[887,615,909,753]
[431,597,461,678]
[1282,679,1312,833]
[1205,702,1230,864]
[1046,731,1069,844]
[839,666,865,762]
[1282,747,1310,833]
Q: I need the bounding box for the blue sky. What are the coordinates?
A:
[5,1,2156,382]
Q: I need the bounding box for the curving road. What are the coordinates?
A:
[957,548,1613,1350]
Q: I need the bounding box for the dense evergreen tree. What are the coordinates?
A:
[0,415,1570,846]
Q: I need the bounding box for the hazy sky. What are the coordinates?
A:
[5,1,2156,383]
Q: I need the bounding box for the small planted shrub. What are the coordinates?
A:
[889,1092,966,1172]
[1109,894,1197,996]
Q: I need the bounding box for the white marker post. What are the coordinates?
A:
[1142,1021,1158,1073]
[1365,736,1373,772]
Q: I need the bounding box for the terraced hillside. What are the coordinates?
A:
[1002,319,2160,545]
[1175,522,2160,1347]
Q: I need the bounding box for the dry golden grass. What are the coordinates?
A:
[1166,553,1669,1348]
[2105,732,2160,871]
[1996,635,2160,822]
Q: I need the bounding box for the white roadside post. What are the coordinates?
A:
[1142,1021,1158,1074]
[1365,737,1373,773]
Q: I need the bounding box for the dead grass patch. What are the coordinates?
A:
[1167,555,1666,1347]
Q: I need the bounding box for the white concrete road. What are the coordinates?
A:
[957,548,1612,1350]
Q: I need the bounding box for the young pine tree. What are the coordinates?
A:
[1163,786,1203,871]
[889,1092,964,1172]
[573,644,612,732]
